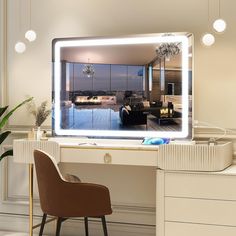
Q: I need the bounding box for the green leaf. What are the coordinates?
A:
[0,131,11,145]
[0,149,13,161]
[0,97,33,129]
[0,106,8,118]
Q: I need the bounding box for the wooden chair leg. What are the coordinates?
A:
[84,217,89,236]
[56,217,63,236]
[39,213,47,236]
[101,216,108,236]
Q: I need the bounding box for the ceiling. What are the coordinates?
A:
[60,36,192,69]
[61,44,160,65]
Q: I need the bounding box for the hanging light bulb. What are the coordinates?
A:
[201,0,215,46]
[14,1,26,53]
[15,41,26,53]
[14,0,26,53]
[213,0,226,33]
[25,0,37,42]
[201,33,215,46]
[213,19,226,33]
[25,30,37,42]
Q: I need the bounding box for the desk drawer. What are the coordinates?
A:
[166,222,236,236]
[60,147,157,166]
[165,172,236,200]
[166,197,236,226]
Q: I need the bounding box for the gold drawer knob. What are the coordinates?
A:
[104,153,112,164]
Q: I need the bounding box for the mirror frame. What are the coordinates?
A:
[52,33,192,138]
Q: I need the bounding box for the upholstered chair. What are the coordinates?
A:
[34,149,112,236]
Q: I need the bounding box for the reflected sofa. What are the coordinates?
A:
[119,106,147,126]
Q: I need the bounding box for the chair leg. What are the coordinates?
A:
[56,217,63,236]
[84,217,89,236]
[101,216,108,236]
[39,213,47,236]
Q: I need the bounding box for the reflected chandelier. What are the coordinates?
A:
[156,43,181,61]
[82,59,95,78]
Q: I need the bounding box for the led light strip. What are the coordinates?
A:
[53,34,190,138]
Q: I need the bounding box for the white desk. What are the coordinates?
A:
[13,138,236,236]
[13,138,159,236]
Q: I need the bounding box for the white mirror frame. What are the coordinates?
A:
[53,33,190,138]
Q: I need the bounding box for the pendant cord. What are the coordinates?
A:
[219,0,221,18]
[207,0,210,31]
[29,0,32,29]
[18,0,21,34]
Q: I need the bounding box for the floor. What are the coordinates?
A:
[0,232,31,236]
[60,105,182,131]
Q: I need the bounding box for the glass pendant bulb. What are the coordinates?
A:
[15,41,26,53]
[201,33,215,46]
[25,30,37,42]
[213,18,226,33]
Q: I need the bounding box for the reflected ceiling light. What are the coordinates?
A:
[82,59,95,78]
[156,42,181,61]
[201,33,215,46]
[15,42,26,53]
[213,0,226,33]
[25,0,37,42]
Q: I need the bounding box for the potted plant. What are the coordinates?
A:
[27,100,51,140]
[0,97,33,161]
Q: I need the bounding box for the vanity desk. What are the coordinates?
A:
[13,138,236,236]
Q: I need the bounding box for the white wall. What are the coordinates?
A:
[1,0,236,235]
[4,0,236,129]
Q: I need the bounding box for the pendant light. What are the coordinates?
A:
[15,42,26,53]
[83,59,95,78]
[15,0,26,53]
[201,0,215,46]
[202,33,215,46]
[25,0,37,42]
[213,0,226,33]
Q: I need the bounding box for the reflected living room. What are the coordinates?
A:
[58,42,192,132]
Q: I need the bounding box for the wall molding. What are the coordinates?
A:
[194,127,236,139]
[0,0,7,107]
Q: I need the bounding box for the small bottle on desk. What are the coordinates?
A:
[40,130,48,141]
[28,128,35,140]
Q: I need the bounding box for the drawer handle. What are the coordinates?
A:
[104,153,112,164]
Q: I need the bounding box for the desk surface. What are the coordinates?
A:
[13,138,159,166]
[49,137,159,150]
[13,138,235,173]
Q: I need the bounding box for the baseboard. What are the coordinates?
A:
[0,213,155,236]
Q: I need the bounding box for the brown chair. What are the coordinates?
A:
[34,149,112,236]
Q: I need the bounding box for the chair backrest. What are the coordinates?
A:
[34,149,112,218]
[34,149,65,215]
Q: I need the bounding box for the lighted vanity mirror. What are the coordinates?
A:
[52,33,193,138]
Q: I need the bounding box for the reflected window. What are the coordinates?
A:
[93,64,110,91]
[127,66,143,91]
[111,65,127,91]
